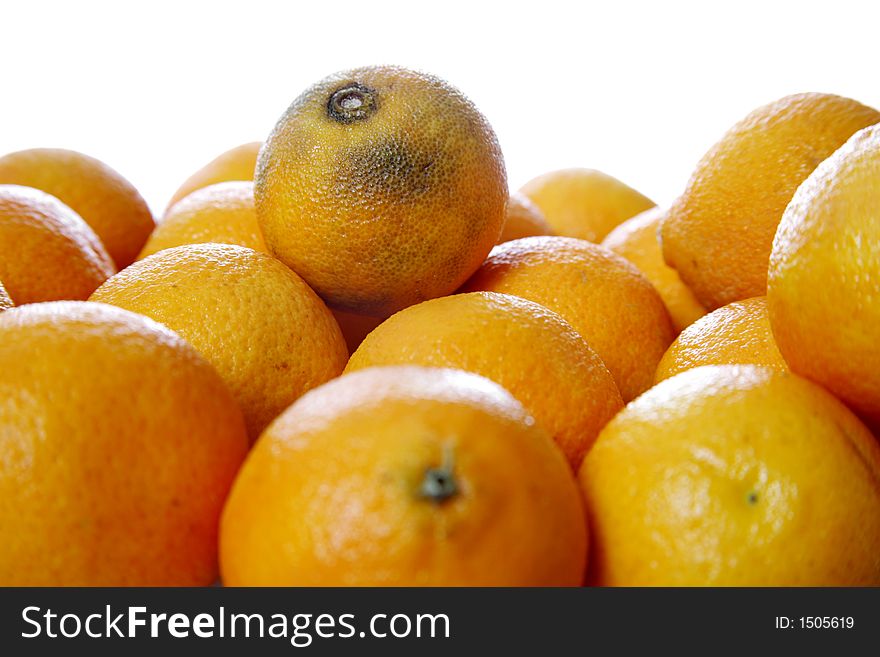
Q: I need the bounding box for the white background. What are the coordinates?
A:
[1,0,878,215]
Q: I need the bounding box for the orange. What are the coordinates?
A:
[498,192,553,243]
[769,123,880,424]
[255,65,507,317]
[662,93,880,310]
[0,185,114,304]
[220,366,587,586]
[166,141,262,210]
[602,206,706,333]
[139,181,266,259]
[91,244,347,439]
[331,308,384,355]
[0,301,248,586]
[580,365,880,586]
[655,297,787,382]
[518,168,655,242]
[0,280,11,311]
[346,291,622,469]
[462,236,674,401]
[0,148,155,268]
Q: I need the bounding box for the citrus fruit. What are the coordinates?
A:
[602,206,706,333]
[769,123,880,424]
[0,185,114,304]
[462,236,673,401]
[346,291,622,469]
[580,364,880,586]
[518,168,655,242]
[661,93,880,310]
[498,192,553,243]
[331,308,384,355]
[90,244,347,439]
[0,301,248,586]
[139,181,266,259]
[0,280,12,311]
[255,65,507,317]
[0,148,155,268]
[166,141,262,210]
[220,366,587,586]
[655,296,787,382]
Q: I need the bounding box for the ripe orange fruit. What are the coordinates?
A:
[580,365,880,586]
[166,141,262,210]
[220,366,587,586]
[0,148,155,268]
[346,291,622,469]
[91,244,347,439]
[139,181,266,259]
[462,236,674,401]
[498,192,553,243]
[331,308,384,355]
[0,185,114,304]
[655,296,787,382]
[518,168,655,242]
[662,93,880,310]
[0,301,248,586]
[769,124,880,424]
[0,280,12,311]
[602,206,706,333]
[255,65,507,317]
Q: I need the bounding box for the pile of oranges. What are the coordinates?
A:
[1,66,879,587]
